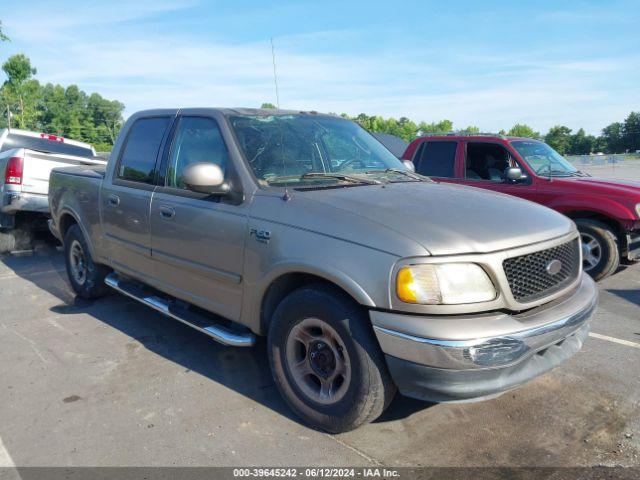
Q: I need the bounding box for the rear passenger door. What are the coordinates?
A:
[101,115,173,280]
[412,140,460,182]
[149,114,248,322]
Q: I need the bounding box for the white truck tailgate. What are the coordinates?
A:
[21,150,106,195]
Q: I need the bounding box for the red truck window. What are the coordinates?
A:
[466,142,512,181]
[413,141,457,178]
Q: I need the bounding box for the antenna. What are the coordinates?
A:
[270,37,280,109]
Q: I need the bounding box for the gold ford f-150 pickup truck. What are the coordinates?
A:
[48,108,598,432]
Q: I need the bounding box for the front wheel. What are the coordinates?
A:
[268,285,396,433]
[576,219,620,281]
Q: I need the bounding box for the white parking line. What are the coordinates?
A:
[0,268,64,280]
[0,434,16,467]
[589,332,640,349]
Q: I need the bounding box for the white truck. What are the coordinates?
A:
[0,128,105,248]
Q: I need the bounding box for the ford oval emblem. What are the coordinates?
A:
[546,259,562,276]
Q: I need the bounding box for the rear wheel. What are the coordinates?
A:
[268,284,396,433]
[576,219,620,281]
[64,224,110,298]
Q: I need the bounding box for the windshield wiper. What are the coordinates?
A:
[538,168,573,177]
[301,172,382,185]
[364,168,426,181]
[570,170,591,177]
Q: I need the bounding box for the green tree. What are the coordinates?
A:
[260,102,277,109]
[545,125,572,154]
[507,124,540,139]
[87,92,125,147]
[0,54,124,150]
[0,20,9,42]
[600,122,624,153]
[622,111,640,152]
[2,54,39,128]
[569,128,595,155]
[417,119,453,134]
[461,125,480,133]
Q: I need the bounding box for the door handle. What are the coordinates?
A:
[107,194,120,207]
[159,205,176,219]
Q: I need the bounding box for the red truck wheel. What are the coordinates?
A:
[576,219,620,281]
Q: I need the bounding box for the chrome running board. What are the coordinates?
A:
[105,273,255,347]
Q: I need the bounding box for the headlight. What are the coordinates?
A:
[636,203,640,218]
[396,263,496,305]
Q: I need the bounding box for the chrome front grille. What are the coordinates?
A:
[503,238,581,303]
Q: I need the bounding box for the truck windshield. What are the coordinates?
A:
[228,114,411,187]
[510,140,578,177]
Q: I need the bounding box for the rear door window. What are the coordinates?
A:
[117,117,172,184]
[413,141,458,178]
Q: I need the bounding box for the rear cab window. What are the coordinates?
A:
[412,141,458,178]
[116,117,172,185]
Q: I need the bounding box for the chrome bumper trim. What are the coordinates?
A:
[374,275,598,370]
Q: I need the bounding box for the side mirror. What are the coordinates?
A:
[402,160,416,172]
[182,163,229,195]
[505,167,523,182]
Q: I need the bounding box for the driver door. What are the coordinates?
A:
[149,114,248,322]
[458,141,539,202]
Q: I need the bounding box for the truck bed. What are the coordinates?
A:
[52,164,106,179]
[48,165,106,246]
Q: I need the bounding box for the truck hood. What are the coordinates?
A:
[303,181,575,255]
[549,176,640,198]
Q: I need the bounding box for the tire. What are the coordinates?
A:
[64,224,110,299]
[268,284,396,433]
[576,219,620,281]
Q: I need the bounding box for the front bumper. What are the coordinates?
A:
[372,274,598,402]
[626,230,640,261]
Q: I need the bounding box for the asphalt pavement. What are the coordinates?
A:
[0,247,638,467]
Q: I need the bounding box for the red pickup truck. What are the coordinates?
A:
[402,134,640,280]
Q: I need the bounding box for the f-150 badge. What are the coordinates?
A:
[250,227,271,244]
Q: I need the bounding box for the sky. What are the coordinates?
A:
[1,0,639,134]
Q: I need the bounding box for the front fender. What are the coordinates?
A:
[550,196,636,224]
[257,260,376,308]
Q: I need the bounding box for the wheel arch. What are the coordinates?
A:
[258,268,375,335]
[563,210,626,251]
[58,210,79,239]
[57,208,98,259]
